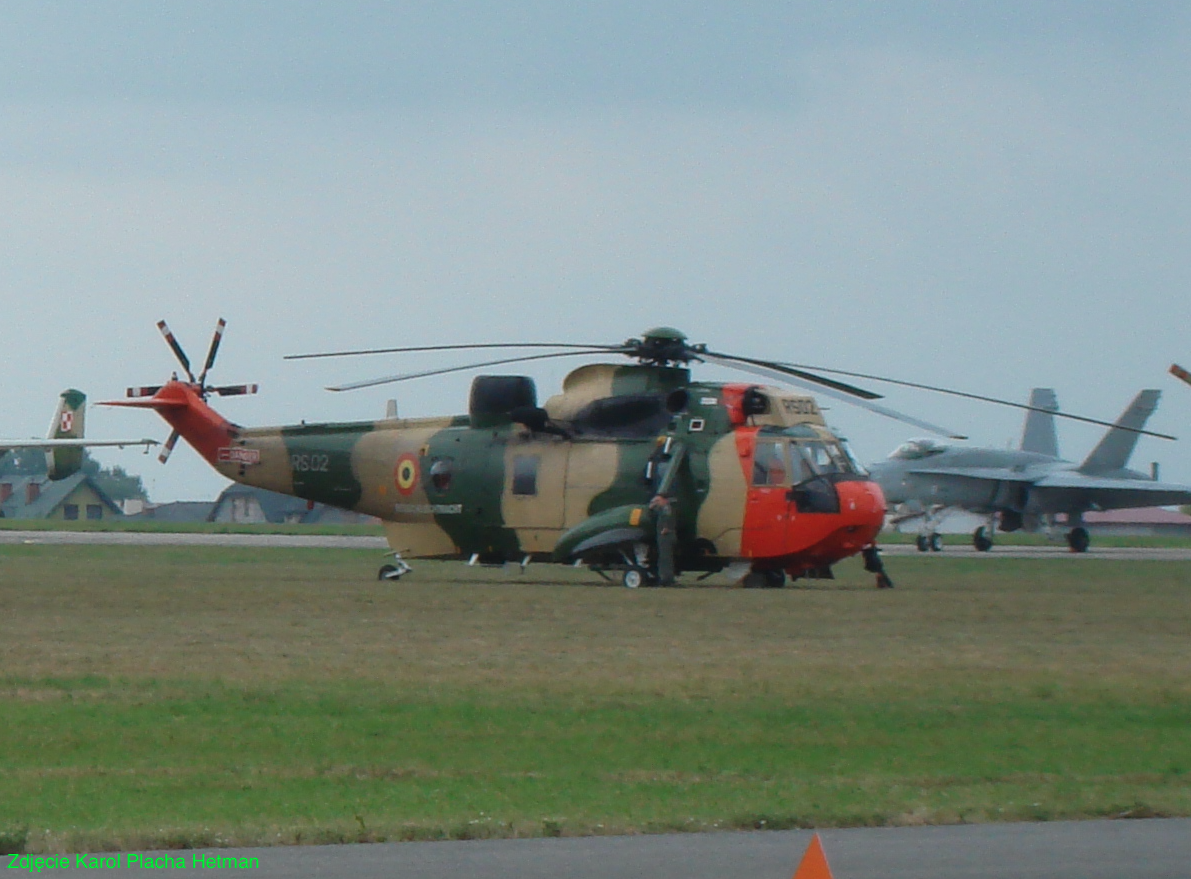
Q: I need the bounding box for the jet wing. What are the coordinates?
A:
[0,438,157,452]
[1030,472,1191,511]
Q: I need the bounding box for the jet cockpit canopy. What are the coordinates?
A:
[889,437,950,460]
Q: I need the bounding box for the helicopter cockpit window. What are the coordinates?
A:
[838,440,867,475]
[794,441,855,477]
[889,438,949,460]
[512,455,539,496]
[802,441,834,472]
[752,440,788,486]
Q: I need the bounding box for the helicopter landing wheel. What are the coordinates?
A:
[622,567,652,589]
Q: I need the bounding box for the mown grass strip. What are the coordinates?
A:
[0,545,1188,851]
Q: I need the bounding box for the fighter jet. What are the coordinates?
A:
[868,388,1191,552]
[1,389,156,480]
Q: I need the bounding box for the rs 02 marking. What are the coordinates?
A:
[291,453,330,472]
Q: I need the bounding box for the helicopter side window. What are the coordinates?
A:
[512,455,539,496]
[752,440,788,486]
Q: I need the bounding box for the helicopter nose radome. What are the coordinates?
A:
[834,479,886,534]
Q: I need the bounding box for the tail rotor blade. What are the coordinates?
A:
[1171,364,1191,388]
[212,383,259,397]
[157,320,195,383]
[126,385,163,398]
[198,318,227,386]
[158,430,180,464]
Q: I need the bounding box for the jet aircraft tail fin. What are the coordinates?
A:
[1078,389,1160,475]
[1019,388,1059,458]
[45,389,86,480]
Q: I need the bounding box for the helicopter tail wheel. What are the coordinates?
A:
[378,555,413,581]
[973,527,994,552]
[1067,526,1090,553]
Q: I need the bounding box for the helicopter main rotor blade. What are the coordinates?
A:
[326,349,627,392]
[156,320,195,383]
[704,350,884,400]
[197,317,227,386]
[700,354,968,439]
[287,341,623,361]
[779,362,1177,441]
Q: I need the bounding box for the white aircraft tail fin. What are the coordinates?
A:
[1078,389,1160,475]
[1020,388,1059,458]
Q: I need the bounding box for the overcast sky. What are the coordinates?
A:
[4,2,1191,502]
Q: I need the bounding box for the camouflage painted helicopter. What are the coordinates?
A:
[110,321,1154,588]
[106,321,962,588]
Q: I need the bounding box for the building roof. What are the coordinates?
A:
[210,483,370,525]
[0,472,122,518]
[125,501,216,523]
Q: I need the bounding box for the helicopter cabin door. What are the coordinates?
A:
[500,438,568,553]
[741,437,796,559]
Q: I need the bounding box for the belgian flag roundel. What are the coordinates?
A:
[394,453,419,496]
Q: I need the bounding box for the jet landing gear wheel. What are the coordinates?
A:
[1067,526,1090,553]
[973,527,994,552]
[917,533,944,552]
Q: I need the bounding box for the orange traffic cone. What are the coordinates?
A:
[791,832,834,879]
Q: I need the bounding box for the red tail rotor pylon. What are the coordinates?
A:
[106,318,257,465]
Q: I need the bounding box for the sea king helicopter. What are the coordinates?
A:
[107,321,1165,588]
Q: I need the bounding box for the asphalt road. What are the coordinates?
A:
[42,819,1191,878]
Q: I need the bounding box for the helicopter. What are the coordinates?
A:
[107,321,1168,588]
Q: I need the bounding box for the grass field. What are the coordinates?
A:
[1,543,1189,853]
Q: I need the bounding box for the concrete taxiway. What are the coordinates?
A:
[46,819,1191,878]
[3,530,1189,561]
